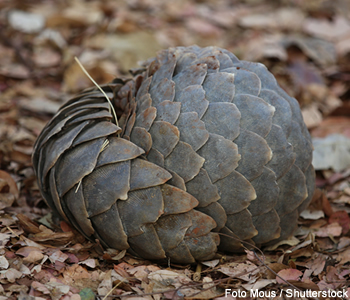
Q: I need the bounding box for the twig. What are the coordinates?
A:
[74,57,119,127]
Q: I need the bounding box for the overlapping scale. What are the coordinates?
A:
[201,102,241,141]
[83,161,130,217]
[64,184,94,238]
[234,130,272,181]
[130,127,152,154]
[197,133,240,183]
[233,94,274,138]
[175,112,209,151]
[96,137,144,167]
[164,141,204,182]
[185,168,220,208]
[173,63,208,97]
[176,85,209,118]
[149,121,180,157]
[56,138,105,197]
[202,72,235,103]
[91,203,129,250]
[161,184,198,215]
[118,187,164,237]
[252,209,281,245]
[249,167,279,217]
[154,101,181,124]
[129,159,171,191]
[216,170,256,214]
[223,67,261,96]
[225,209,258,240]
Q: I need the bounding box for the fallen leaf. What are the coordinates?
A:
[16,246,43,258]
[84,32,162,72]
[8,10,45,33]
[264,236,300,251]
[303,16,350,42]
[284,36,337,67]
[300,209,325,220]
[276,268,302,284]
[148,269,192,291]
[18,97,61,114]
[312,117,350,138]
[0,256,9,270]
[312,134,350,172]
[201,259,220,268]
[305,253,327,276]
[1,268,23,283]
[186,18,223,37]
[49,250,69,263]
[0,170,19,198]
[301,104,323,129]
[242,278,277,290]
[32,281,50,295]
[314,222,343,237]
[23,250,44,263]
[239,8,305,30]
[329,211,350,234]
[337,237,350,250]
[219,262,259,281]
[33,47,61,68]
[17,213,41,234]
[79,258,96,269]
[45,281,71,300]
[265,263,289,279]
[31,229,75,245]
[97,270,112,297]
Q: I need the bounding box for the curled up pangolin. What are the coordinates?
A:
[32,46,315,263]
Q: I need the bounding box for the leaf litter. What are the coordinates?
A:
[1,0,350,299]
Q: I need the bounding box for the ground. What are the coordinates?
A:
[0,0,350,299]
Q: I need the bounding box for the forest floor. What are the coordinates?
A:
[1,0,350,299]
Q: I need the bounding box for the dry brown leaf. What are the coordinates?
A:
[8,10,45,33]
[311,117,350,138]
[276,268,303,284]
[314,222,343,237]
[97,270,113,297]
[301,105,323,129]
[305,253,327,276]
[23,250,44,263]
[303,16,350,42]
[45,281,71,300]
[242,278,276,290]
[16,246,43,258]
[328,211,350,234]
[201,259,220,268]
[219,261,259,281]
[336,247,350,266]
[17,213,41,234]
[31,230,75,245]
[1,268,23,283]
[300,209,325,220]
[0,256,9,270]
[265,263,289,279]
[186,18,223,37]
[79,258,96,269]
[49,250,69,263]
[32,281,50,295]
[239,8,304,30]
[148,269,192,291]
[337,237,350,250]
[18,97,61,115]
[33,47,61,68]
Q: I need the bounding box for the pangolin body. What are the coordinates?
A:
[33,46,315,263]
